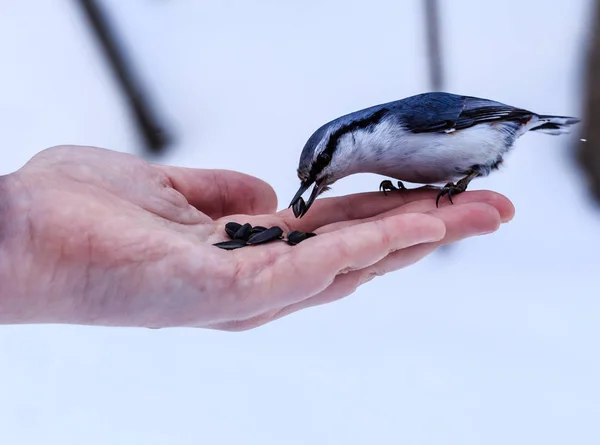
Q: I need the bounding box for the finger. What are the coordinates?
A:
[255,212,446,309]
[204,211,447,332]
[155,165,278,218]
[317,189,515,234]
[279,188,513,233]
[277,186,441,232]
[268,202,502,323]
[209,202,503,331]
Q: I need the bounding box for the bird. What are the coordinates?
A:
[288,91,581,218]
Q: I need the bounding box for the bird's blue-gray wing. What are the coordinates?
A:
[397,92,533,134]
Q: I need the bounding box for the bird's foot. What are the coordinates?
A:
[379,180,406,195]
[436,177,471,207]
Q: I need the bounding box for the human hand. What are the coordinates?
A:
[0,145,514,330]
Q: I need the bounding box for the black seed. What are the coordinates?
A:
[286,230,317,245]
[247,226,284,245]
[225,222,242,238]
[286,230,307,245]
[233,223,252,240]
[213,239,247,250]
[251,226,267,234]
[292,197,306,218]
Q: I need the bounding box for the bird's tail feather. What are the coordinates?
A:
[529,114,581,135]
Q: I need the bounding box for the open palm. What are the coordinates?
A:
[1,145,513,329]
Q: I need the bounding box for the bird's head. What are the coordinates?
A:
[288,121,349,218]
[288,106,391,218]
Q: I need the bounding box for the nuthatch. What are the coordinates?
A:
[289,92,580,217]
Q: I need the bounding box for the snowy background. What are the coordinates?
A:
[1,0,599,443]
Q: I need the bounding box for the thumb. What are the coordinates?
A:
[154,165,278,219]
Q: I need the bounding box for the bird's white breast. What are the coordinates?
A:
[336,119,516,184]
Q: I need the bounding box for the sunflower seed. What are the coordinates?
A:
[233,223,252,241]
[292,197,306,218]
[213,239,247,250]
[286,230,307,245]
[286,230,317,245]
[250,226,267,234]
[247,226,284,245]
[225,222,242,238]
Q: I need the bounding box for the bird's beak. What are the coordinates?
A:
[302,182,323,218]
[289,179,312,209]
[289,179,323,218]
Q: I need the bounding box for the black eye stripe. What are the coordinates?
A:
[309,107,389,178]
[311,108,389,178]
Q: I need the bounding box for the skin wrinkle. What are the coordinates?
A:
[174,253,354,330]
[213,255,366,330]
[361,269,383,286]
[152,172,208,226]
[128,260,168,326]
[229,255,244,300]
[50,152,195,227]
[282,270,366,321]
[229,247,284,315]
[217,261,361,330]
[263,246,328,305]
[144,193,199,226]
[255,249,292,310]
[197,273,238,324]
[175,246,213,299]
[51,204,148,321]
[86,232,174,325]
[158,182,191,210]
[0,175,11,245]
[136,188,198,226]
[338,221,394,275]
[17,207,86,322]
[374,219,393,254]
[335,219,384,275]
[0,174,26,316]
[330,194,356,224]
[157,168,176,191]
[59,232,90,315]
[79,230,94,316]
[267,269,378,326]
[212,170,229,218]
[158,164,277,219]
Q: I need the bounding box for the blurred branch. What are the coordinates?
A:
[424,0,444,90]
[75,0,171,156]
[576,0,600,204]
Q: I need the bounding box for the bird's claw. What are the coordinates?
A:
[436,180,468,208]
[379,180,406,195]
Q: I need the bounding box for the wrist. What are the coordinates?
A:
[0,172,37,323]
[0,170,100,325]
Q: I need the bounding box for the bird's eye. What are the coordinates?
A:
[317,152,330,165]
